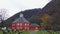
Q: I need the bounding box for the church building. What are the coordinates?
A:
[12,13,40,30]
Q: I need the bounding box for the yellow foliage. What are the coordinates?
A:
[40,14,52,28]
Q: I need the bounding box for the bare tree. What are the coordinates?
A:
[0,9,7,23]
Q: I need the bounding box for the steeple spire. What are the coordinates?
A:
[20,13,23,17]
[20,10,24,17]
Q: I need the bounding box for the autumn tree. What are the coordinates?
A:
[40,14,53,30]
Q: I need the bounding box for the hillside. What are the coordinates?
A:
[41,0,60,30]
[4,8,43,27]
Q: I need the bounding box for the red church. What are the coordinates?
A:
[12,13,40,30]
[30,23,40,30]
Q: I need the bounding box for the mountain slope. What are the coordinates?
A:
[4,8,42,26]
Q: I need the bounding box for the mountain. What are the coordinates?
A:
[42,0,60,24]
[42,0,60,30]
[4,8,43,27]
[3,1,55,27]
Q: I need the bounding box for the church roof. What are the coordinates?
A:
[13,13,29,23]
[30,23,39,27]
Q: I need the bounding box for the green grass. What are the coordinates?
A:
[22,30,30,34]
[36,30,50,34]
[21,30,59,34]
[0,30,60,34]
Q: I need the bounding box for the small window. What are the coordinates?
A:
[25,27,26,29]
[25,24,27,26]
[36,27,38,29]
[17,23,19,25]
[27,27,29,30]
[16,27,20,29]
[12,27,15,29]
[12,24,15,26]
[20,27,22,29]
[20,23,22,26]
[27,24,29,26]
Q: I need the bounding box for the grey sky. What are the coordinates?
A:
[0,0,52,20]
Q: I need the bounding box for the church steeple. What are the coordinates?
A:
[20,13,23,17]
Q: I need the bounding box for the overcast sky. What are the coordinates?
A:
[0,0,51,20]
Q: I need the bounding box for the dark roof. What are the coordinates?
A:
[13,17,29,23]
[13,13,29,23]
[30,23,39,27]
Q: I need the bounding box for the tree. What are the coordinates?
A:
[40,14,53,30]
[0,9,8,27]
[29,15,41,25]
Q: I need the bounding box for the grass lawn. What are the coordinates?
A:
[0,30,59,34]
[22,30,58,34]
[22,30,59,34]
